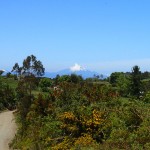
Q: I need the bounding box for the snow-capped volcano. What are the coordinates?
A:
[44,64,107,79]
[70,63,86,72]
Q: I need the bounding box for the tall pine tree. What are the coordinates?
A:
[130,65,142,98]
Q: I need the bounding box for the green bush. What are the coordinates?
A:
[39,78,53,92]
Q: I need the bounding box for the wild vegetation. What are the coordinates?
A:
[1,55,150,149]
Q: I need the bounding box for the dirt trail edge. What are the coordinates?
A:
[0,110,17,150]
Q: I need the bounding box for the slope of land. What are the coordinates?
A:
[0,111,17,150]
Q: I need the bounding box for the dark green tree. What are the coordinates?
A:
[39,78,53,92]
[58,75,71,83]
[70,74,83,84]
[11,63,22,77]
[13,55,45,135]
[12,55,45,78]
[54,74,60,85]
[22,55,45,77]
[130,65,142,98]
[109,72,124,86]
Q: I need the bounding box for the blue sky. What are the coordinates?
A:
[0,0,150,74]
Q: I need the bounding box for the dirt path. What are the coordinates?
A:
[0,110,17,150]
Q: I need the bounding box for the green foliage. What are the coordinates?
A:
[14,76,39,140]
[10,64,150,149]
[58,75,71,83]
[130,65,142,98]
[141,71,150,80]
[12,54,45,77]
[116,74,130,96]
[11,63,21,77]
[142,79,150,93]
[0,77,18,89]
[143,91,150,103]
[54,74,60,85]
[109,72,124,86]
[39,78,53,92]
[0,77,16,110]
[54,74,83,85]
[70,74,83,83]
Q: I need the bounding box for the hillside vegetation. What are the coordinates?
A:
[1,55,150,149]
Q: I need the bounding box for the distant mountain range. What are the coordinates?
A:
[44,69,107,79]
[44,64,107,79]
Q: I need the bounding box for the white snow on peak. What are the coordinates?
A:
[70,63,86,72]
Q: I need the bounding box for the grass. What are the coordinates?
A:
[1,77,18,89]
[1,76,49,97]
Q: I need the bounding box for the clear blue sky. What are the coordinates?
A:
[0,0,150,74]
